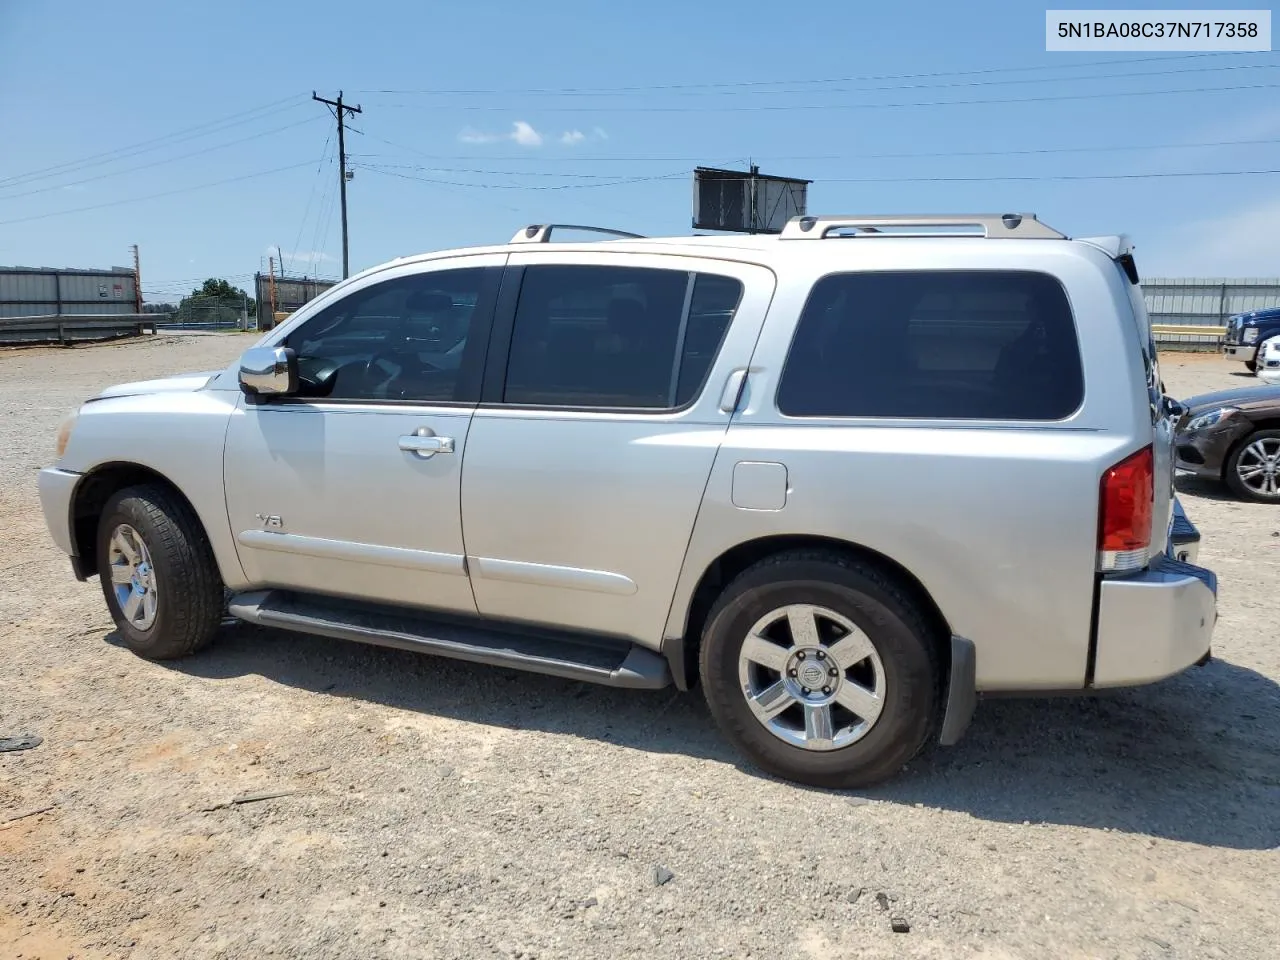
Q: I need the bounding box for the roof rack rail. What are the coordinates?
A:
[779,213,1066,240]
[509,224,645,244]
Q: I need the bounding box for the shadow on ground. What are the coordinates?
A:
[1175,472,1238,502]
[119,623,1280,851]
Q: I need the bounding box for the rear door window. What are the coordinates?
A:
[777,270,1084,420]
[502,265,743,409]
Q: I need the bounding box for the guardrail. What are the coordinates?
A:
[1152,323,1224,347]
[0,314,158,346]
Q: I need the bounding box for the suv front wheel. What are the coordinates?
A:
[97,484,225,659]
[699,551,941,788]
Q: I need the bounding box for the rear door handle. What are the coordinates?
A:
[719,369,748,413]
[398,430,455,458]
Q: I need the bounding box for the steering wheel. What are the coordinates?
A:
[361,348,442,397]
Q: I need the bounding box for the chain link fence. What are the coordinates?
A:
[153,294,252,331]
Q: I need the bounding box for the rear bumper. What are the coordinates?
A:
[1092,556,1217,688]
[38,467,80,558]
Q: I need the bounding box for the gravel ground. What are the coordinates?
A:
[1,335,1277,960]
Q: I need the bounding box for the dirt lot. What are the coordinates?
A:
[1,334,1277,960]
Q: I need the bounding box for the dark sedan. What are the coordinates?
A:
[1175,384,1280,502]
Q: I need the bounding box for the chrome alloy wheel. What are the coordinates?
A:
[1236,436,1280,498]
[108,524,159,630]
[737,603,886,751]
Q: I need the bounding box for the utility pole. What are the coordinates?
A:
[130,244,142,313]
[312,90,362,279]
[267,256,278,330]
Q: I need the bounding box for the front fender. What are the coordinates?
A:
[60,392,248,589]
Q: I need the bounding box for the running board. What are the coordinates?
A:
[227,590,672,690]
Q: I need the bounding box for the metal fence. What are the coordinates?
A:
[1,266,139,318]
[1144,277,1280,347]
[255,273,337,330]
[154,294,251,331]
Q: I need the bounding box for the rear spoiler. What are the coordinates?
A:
[1077,234,1140,285]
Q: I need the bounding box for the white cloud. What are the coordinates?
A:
[458,126,503,145]
[265,245,334,265]
[1141,195,1280,277]
[458,120,545,147]
[292,250,336,264]
[510,121,543,147]
[558,127,608,147]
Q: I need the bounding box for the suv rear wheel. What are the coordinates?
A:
[699,551,941,788]
[97,484,225,659]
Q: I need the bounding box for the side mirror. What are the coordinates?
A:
[239,346,298,396]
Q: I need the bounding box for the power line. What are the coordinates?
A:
[366,59,1280,102]
[0,116,324,201]
[0,159,322,227]
[308,152,340,278]
[348,134,1280,179]
[818,167,1280,183]
[288,133,334,274]
[0,95,309,190]
[353,164,687,191]
[355,51,1259,95]
[345,132,1280,167]
[356,161,1280,191]
[376,80,1280,113]
[354,161,669,179]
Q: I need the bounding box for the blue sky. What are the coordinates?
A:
[2,0,1279,303]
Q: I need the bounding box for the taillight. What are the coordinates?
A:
[1098,444,1153,572]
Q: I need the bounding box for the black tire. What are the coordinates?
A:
[699,550,942,789]
[96,484,224,659]
[1245,359,1258,373]
[1224,428,1280,503]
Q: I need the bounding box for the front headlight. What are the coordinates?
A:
[1185,407,1237,432]
[1244,327,1259,343]
[54,410,79,459]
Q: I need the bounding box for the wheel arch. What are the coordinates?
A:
[663,533,953,691]
[69,463,219,580]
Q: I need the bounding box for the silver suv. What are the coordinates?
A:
[39,214,1218,787]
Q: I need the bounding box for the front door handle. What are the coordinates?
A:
[398,429,455,458]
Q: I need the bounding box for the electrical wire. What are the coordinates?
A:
[0,95,309,190]
[346,132,1280,166]
[288,134,334,274]
[366,59,1280,101]
[0,159,323,227]
[818,167,1280,183]
[355,51,1263,95]
[354,161,669,179]
[307,152,340,277]
[373,79,1280,113]
[0,116,324,201]
[353,164,688,191]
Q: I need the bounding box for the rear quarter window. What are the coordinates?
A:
[776,270,1084,420]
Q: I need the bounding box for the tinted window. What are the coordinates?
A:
[777,270,1083,420]
[284,268,492,402]
[503,265,742,408]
